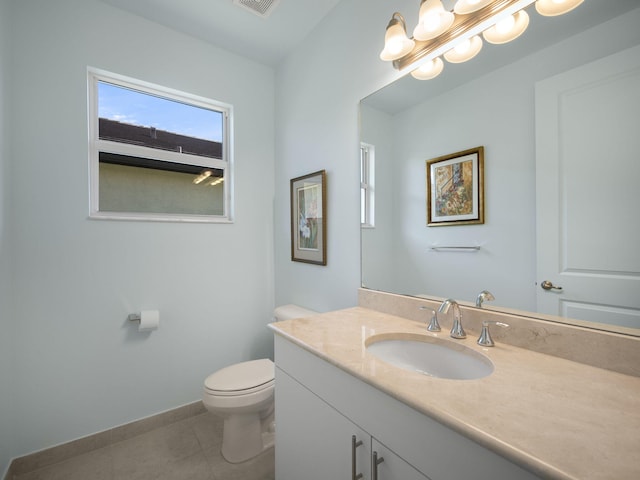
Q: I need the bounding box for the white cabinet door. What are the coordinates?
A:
[535,44,640,328]
[275,367,371,480]
[372,439,431,480]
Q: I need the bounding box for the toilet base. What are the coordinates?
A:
[221,412,274,464]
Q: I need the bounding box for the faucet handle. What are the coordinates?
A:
[419,306,441,332]
[477,321,509,347]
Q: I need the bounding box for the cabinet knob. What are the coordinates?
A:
[351,435,363,480]
[372,451,384,480]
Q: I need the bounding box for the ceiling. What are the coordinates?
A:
[99,0,344,66]
[100,0,640,96]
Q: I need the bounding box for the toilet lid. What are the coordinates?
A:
[205,359,274,393]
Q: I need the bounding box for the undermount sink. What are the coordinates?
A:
[366,333,494,380]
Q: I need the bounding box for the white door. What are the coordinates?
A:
[535,45,640,329]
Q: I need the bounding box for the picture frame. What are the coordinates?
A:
[426,146,484,226]
[291,170,327,265]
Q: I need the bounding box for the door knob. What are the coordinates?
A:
[541,280,563,291]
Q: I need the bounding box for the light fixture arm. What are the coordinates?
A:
[387,12,408,31]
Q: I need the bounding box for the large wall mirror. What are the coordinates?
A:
[360,0,640,336]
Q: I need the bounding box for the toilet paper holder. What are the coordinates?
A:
[128,310,160,332]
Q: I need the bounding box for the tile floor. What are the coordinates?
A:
[12,413,274,480]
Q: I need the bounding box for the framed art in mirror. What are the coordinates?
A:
[427,146,484,226]
[291,170,327,265]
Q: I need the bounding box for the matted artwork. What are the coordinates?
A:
[290,170,327,265]
[426,146,484,226]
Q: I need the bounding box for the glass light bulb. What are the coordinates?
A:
[411,57,444,80]
[454,0,492,15]
[388,39,402,55]
[536,0,583,17]
[455,39,471,54]
[423,12,441,32]
[495,15,515,34]
[417,62,436,74]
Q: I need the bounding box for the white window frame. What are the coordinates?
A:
[87,68,234,223]
[361,142,375,228]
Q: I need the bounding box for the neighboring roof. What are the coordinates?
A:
[99,118,222,159]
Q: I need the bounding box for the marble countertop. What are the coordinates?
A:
[269,307,640,480]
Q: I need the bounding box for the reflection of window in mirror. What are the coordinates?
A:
[88,68,233,222]
[360,143,375,228]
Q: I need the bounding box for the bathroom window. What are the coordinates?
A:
[360,143,375,228]
[88,68,233,222]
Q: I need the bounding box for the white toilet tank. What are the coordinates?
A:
[274,304,317,322]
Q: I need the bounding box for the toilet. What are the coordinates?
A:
[202,304,317,463]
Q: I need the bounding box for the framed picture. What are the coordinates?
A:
[426,146,484,226]
[291,170,327,265]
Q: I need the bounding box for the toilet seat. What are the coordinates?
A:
[204,359,274,396]
[205,379,274,397]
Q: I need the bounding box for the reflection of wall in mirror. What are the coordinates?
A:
[360,7,640,324]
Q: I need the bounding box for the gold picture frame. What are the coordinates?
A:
[426,147,484,226]
[291,170,327,265]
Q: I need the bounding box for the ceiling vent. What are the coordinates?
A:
[233,0,281,18]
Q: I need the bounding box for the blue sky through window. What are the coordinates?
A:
[98,82,223,142]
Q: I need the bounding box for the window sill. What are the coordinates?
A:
[89,212,234,224]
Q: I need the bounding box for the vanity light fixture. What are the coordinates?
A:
[380,0,583,80]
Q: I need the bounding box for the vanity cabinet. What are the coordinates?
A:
[276,366,428,479]
[274,335,541,480]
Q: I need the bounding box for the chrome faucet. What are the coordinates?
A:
[438,299,466,339]
[475,290,495,308]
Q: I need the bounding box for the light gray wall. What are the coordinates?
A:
[0,0,15,474]
[274,0,407,312]
[5,0,274,464]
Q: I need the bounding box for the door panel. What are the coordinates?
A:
[535,44,640,328]
[372,439,430,480]
[275,367,370,480]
